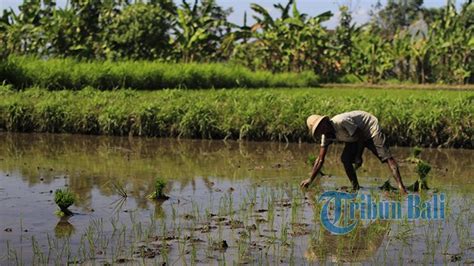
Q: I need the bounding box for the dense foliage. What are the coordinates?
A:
[0,86,472,147]
[0,56,319,89]
[0,0,472,84]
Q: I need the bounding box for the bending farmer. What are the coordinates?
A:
[300,110,408,194]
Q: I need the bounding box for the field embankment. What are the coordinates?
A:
[0,56,319,90]
[0,86,472,148]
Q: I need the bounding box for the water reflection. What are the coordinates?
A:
[304,188,390,263]
[305,220,389,263]
[0,133,472,264]
[1,133,472,205]
[54,217,75,239]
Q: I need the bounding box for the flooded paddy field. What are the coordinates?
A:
[0,133,472,265]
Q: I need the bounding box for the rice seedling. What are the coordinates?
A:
[148,178,169,200]
[416,161,431,180]
[1,56,319,90]
[1,141,471,265]
[54,189,75,216]
[382,147,433,192]
[412,147,422,158]
[408,160,432,191]
[1,86,471,147]
[111,182,128,198]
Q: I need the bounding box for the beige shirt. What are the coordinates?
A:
[321,111,381,147]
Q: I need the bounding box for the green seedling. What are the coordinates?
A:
[381,148,432,192]
[412,147,422,158]
[112,182,128,198]
[380,178,430,193]
[413,160,431,191]
[148,178,169,200]
[54,189,75,216]
[1,86,469,147]
[416,160,431,180]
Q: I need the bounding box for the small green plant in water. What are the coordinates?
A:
[412,147,422,158]
[307,155,316,166]
[148,178,169,200]
[413,160,431,191]
[381,148,431,192]
[406,146,423,163]
[54,189,75,216]
[416,160,431,179]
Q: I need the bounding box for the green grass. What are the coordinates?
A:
[0,56,319,90]
[148,178,168,200]
[0,86,472,147]
[54,189,75,215]
[416,161,432,180]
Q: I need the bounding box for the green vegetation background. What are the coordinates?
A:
[0,0,472,148]
[1,86,472,148]
[0,0,472,84]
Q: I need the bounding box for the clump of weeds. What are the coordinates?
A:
[148,177,169,200]
[54,189,75,216]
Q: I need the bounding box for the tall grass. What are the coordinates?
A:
[0,56,319,90]
[0,86,472,147]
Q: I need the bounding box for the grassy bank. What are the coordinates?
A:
[0,56,319,90]
[0,86,472,148]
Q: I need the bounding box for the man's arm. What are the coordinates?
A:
[300,146,328,188]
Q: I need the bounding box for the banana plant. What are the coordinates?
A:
[410,35,432,83]
[170,0,231,62]
[390,30,412,81]
[353,27,393,83]
[429,1,473,84]
[237,0,333,72]
[332,5,362,76]
[2,1,46,55]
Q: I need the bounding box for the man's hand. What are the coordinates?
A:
[301,146,328,190]
[300,178,312,189]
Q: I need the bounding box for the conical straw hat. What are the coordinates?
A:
[306,115,329,137]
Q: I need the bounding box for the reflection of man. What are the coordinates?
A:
[300,110,407,194]
[304,220,389,263]
[304,189,390,263]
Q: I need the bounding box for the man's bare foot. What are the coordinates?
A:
[352,184,360,191]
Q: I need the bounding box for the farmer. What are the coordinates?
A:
[300,110,408,194]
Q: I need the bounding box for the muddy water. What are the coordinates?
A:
[0,133,472,264]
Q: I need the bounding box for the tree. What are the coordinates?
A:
[370,0,424,36]
[170,0,232,62]
[232,0,333,73]
[105,3,173,60]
